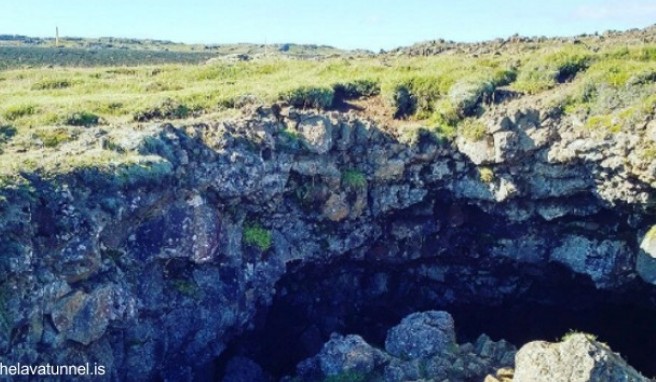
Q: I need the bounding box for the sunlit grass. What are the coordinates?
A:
[1,39,656,179]
[0,55,513,133]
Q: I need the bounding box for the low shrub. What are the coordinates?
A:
[448,79,495,116]
[399,125,455,146]
[233,94,262,108]
[112,161,173,187]
[429,99,461,127]
[280,86,334,109]
[166,103,191,119]
[386,75,457,120]
[333,79,380,99]
[65,111,100,127]
[134,98,192,121]
[3,104,35,121]
[492,67,518,86]
[388,83,416,118]
[405,75,443,119]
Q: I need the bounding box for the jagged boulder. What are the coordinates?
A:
[384,332,516,382]
[385,310,456,359]
[514,334,649,382]
[297,115,334,154]
[640,226,656,257]
[295,334,388,381]
[637,226,656,284]
[456,135,495,165]
[292,312,516,382]
[50,285,133,346]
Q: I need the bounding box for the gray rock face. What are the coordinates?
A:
[293,311,516,382]
[298,115,333,154]
[384,332,516,382]
[50,285,133,346]
[0,103,655,380]
[296,334,386,380]
[385,311,456,359]
[514,334,649,382]
[637,226,656,284]
[318,335,378,376]
[640,226,656,257]
[550,236,635,289]
[456,135,495,165]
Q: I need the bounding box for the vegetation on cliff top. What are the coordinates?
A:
[0,28,655,179]
[0,54,512,129]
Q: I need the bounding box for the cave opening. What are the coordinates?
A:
[217,256,656,380]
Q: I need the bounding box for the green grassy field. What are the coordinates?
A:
[0,35,655,180]
[0,35,363,70]
[0,54,512,126]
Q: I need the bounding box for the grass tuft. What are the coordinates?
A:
[34,127,79,148]
[479,167,494,183]
[31,79,72,90]
[342,169,367,189]
[243,223,272,251]
[459,118,487,141]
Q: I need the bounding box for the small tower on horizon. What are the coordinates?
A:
[55,26,59,47]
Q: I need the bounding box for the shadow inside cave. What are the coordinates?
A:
[217,255,656,380]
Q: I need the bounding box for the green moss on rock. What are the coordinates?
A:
[243,223,272,251]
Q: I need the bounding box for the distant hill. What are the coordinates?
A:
[0,35,371,69]
[385,24,656,57]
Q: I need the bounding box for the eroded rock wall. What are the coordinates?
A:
[0,103,655,380]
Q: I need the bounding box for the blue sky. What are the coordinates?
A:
[2,0,655,50]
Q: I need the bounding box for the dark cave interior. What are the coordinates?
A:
[217,257,656,380]
[216,194,656,380]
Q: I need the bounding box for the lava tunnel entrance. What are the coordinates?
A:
[218,257,656,380]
